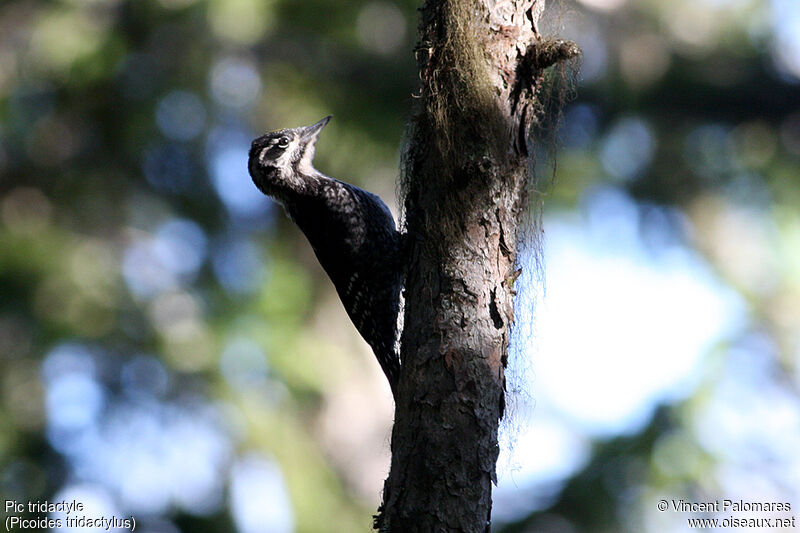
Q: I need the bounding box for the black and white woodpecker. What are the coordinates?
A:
[248,116,403,396]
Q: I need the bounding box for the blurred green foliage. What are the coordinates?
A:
[1,0,799,532]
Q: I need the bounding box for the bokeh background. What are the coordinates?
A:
[1,0,799,531]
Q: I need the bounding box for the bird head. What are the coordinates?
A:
[248,115,331,201]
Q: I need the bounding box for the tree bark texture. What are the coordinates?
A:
[375,0,577,531]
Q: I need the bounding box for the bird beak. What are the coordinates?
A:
[300,116,332,142]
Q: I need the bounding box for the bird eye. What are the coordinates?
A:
[277,136,290,148]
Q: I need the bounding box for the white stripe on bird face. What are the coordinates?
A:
[296,143,316,175]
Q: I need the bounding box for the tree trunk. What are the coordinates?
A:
[375,0,577,531]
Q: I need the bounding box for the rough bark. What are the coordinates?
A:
[374,1,578,531]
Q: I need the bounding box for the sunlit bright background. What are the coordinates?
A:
[1,0,799,531]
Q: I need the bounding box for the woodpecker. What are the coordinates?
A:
[248,116,402,395]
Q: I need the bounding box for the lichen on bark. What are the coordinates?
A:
[375,1,578,531]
